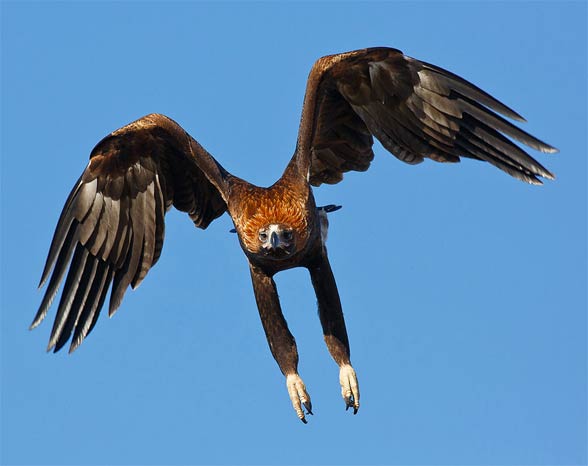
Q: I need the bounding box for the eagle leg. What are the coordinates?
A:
[308,253,360,414]
[249,262,312,423]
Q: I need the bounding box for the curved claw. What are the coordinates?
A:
[303,399,313,416]
[339,364,360,414]
[286,373,312,423]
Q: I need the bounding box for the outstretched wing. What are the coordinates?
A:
[294,47,557,186]
[32,113,229,353]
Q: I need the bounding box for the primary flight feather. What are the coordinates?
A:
[33,47,557,423]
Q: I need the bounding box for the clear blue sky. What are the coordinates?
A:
[1,2,586,465]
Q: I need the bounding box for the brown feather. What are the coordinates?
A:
[231,178,310,255]
[34,48,556,362]
[293,47,557,186]
[34,113,229,349]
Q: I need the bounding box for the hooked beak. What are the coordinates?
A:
[270,231,280,250]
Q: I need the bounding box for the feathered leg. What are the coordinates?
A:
[249,263,312,423]
[308,253,360,414]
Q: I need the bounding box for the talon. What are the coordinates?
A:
[286,373,312,423]
[339,364,360,414]
[345,396,356,411]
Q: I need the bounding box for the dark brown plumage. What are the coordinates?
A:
[33,47,557,423]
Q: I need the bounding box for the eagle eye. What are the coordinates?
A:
[259,230,268,241]
[282,230,293,241]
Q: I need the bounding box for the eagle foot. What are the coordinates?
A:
[339,364,360,414]
[286,373,312,423]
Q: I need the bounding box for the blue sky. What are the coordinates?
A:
[1,2,586,465]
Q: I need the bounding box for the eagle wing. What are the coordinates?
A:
[32,113,229,353]
[294,47,557,186]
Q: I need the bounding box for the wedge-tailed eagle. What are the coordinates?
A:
[32,47,557,423]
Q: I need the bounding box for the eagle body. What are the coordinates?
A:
[32,47,557,423]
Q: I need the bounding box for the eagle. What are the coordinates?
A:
[32,47,557,423]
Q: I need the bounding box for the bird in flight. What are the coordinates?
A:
[32,47,557,423]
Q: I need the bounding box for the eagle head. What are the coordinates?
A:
[234,189,310,260]
[258,223,296,258]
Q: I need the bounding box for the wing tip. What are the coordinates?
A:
[29,305,50,330]
[68,339,82,354]
[528,177,543,186]
[38,276,47,290]
[540,145,559,155]
[524,168,558,185]
[108,298,122,318]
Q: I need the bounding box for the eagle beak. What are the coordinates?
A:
[270,231,280,250]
